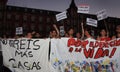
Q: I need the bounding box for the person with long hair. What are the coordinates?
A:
[49,24,60,38]
[97,29,111,41]
[112,25,120,39]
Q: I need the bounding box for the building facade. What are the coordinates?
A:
[0,0,120,37]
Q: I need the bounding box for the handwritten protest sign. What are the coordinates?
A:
[16,27,23,35]
[56,11,67,21]
[50,38,120,72]
[1,38,50,72]
[77,4,90,13]
[97,9,107,20]
[87,18,98,27]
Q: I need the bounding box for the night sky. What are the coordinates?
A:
[7,0,120,18]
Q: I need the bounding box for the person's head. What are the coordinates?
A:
[84,28,92,37]
[76,32,81,39]
[35,32,41,38]
[65,32,69,37]
[117,33,120,38]
[68,27,74,37]
[26,32,32,38]
[50,29,57,38]
[116,25,120,33]
[100,29,107,37]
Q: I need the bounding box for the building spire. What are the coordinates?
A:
[70,0,77,8]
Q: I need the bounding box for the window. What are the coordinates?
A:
[7,14,11,19]
[47,17,50,23]
[39,24,43,31]
[15,14,19,20]
[24,8,27,12]
[40,10,43,13]
[23,15,27,21]
[46,25,50,32]
[15,23,19,27]
[8,6,12,10]
[31,16,35,22]
[0,12,2,19]
[31,23,35,30]
[23,23,27,30]
[32,9,35,13]
[0,5,3,10]
[39,17,42,22]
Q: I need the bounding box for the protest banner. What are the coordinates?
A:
[16,27,23,35]
[1,38,50,72]
[87,18,98,27]
[97,9,107,21]
[50,38,120,72]
[56,11,67,21]
[77,4,90,13]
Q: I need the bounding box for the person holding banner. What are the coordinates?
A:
[97,29,111,41]
[26,32,33,38]
[67,27,75,38]
[112,25,120,39]
[84,28,93,40]
[50,24,60,38]
[76,22,84,40]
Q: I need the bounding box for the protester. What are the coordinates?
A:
[26,32,33,38]
[67,27,74,38]
[112,25,120,39]
[84,28,93,40]
[49,24,60,38]
[34,32,41,38]
[64,32,69,37]
[97,29,111,41]
[76,23,84,40]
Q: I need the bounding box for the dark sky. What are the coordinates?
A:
[7,0,120,18]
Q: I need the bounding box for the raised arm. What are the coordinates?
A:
[53,24,60,38]
[81,22,84,40]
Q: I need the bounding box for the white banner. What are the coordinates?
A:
[97,9,107,20]
[87,18,98,27]
[56,11,67,21]
[1,38,50,72]
[16,27,23,35]
[50,38,120,72]
[77,4,90,13]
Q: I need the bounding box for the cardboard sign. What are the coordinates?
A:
[97,9,107,20]
[60,26,65,36]
[87,18,97,27]
[56,11,67,21]
[77,4,90,13]
[16,27,23,35]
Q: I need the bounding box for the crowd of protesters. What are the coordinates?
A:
[0,24,120,41]
[0,24,120,72]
